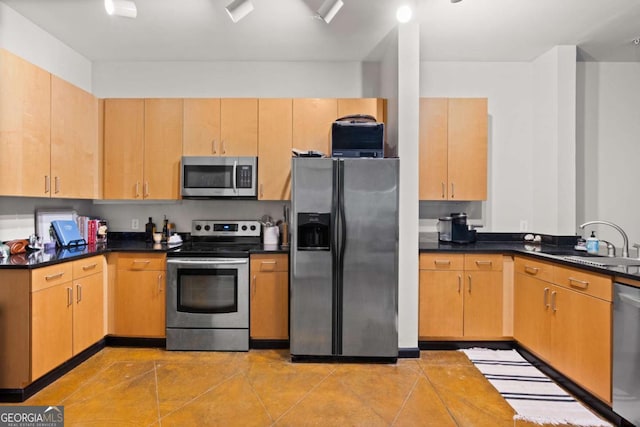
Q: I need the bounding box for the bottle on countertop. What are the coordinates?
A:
[161,216,169,243]
[586,231,599,255]
[145,217,155,243]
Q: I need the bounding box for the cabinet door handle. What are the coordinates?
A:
[468,275,472,293]
[54,176,60,194]
[524,266,540,275]
[543,287,550,309]
[451,183,455,199]
[45,272,65,281]
[82,263,97,271]
[67,287,73,307]
[551,291,557,312]
[144,181,149,198]
[441,182,445,199]
[252,275,257,296]
[259,184,264,199]
[457,275,461,293]
[135,182,140,198]
[76,284,82,303]
[568,277,589,289]
[221,140,226,154]
[212,139,217,154]
[45,175,50,194]
[434,259,451,266]
[158,274,163,292]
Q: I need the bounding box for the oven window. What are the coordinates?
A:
[183,165,233,189]
[177,268,237,313]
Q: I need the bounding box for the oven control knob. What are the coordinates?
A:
[241,225,247,231]
[204,225,211,231]
[250,225,256,231]
[195,225,202,231]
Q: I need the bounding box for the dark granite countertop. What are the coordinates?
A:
[0,233,290,269]
[420,232,640,282]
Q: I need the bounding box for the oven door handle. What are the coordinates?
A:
[232,160,238,193]
[167,259,248,265]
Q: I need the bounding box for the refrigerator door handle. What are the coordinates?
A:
[331,159,340,355]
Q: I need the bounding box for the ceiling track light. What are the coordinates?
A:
[225,0,254,23]
[317,0,344,24]
[104,0,137,18]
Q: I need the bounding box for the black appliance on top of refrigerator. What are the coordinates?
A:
[290,157,399,362]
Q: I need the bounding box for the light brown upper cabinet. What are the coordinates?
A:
[104,98,183,200]
[183,98,257,157]
[0,49,51,197]
[220,98,258,156]
[292,98,337,155]
[104,99,145,199]
[183,98,221,156]
[419,98,488,201]
[258,99,292,200]
[144,98,183,199]
[50,76,100,199]
[337,98,386,122]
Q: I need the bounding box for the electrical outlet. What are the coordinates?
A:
[519,220,528,232]
[131,218,139,230]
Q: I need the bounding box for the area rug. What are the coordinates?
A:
[461,348,611,426]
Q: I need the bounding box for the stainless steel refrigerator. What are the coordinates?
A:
[290,157,399,361]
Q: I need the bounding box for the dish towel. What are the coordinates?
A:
[461,348,611,426]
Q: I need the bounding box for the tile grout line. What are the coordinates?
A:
[389,362,422,427]
[416,357,462,427]
[153,361,162,427]
[242,370,275,425]
[269,365,338,426]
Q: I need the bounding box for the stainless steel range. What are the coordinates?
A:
[166,220,261,351]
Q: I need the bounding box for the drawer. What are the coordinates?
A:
[251,254,288,272]
[419,253,464,270]
[31,262,73,292]
[514,256,554,282]
[72,255,104,279]
[464,254,503,271]
[553,264,612,301]
[116,253,166,271]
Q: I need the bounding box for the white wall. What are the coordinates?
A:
[420,61,534,232]
[93,61,367,98]
[577,62,640,249]
[0,3,92,91]
[531,46,577,235]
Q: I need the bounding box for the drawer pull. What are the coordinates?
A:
[260,261,277,265]
[82,263,98,271]
[133,260,151,264]
[434,260,451,265]
[45,272,65,281]
[475,260,493,266]
[568,277,589,289]
[524,266,540,275]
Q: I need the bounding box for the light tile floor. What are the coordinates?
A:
[2,348,602,426]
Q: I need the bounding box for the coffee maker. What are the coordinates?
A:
[451,212,476,244]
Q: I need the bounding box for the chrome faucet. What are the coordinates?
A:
[579,220,629,258]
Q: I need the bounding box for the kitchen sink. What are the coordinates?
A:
[562,255,640,267]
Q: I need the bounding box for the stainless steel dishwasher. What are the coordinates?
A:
[613,282,640,426]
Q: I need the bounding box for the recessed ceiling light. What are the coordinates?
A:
[225,0,254,23]
[104,0,137,18]
[396,5,412,23]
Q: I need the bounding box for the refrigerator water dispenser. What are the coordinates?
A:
[297,213,330,250]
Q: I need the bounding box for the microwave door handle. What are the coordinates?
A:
[232,160,238,193]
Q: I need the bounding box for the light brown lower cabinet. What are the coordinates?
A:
[419,253,503,340]
[513,256,612,404]
[112,252,166,338]
[30,256,105,381]
[250,254,289,340]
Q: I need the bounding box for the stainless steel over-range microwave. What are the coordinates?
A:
[180,156,257,198]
